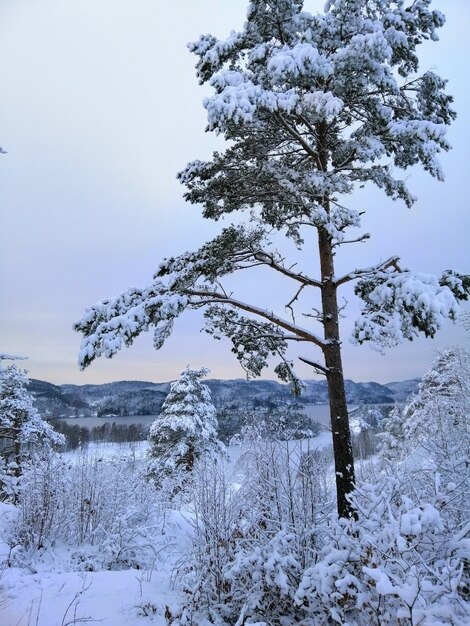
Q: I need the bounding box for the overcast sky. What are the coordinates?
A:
[1,0,469,386]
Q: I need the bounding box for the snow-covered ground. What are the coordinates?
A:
[2,567,178,625]
[0,500,192,626]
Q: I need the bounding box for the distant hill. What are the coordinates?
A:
[382,378,422,402]
[28,376,420,418]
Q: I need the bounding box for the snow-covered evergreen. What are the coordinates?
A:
[146,367,224,494]
[380,347,470,466]
[0,364,64,500]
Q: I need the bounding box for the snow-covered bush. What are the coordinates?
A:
[175,457,238,624]
[176,430,333,624]
[175,372,469,626]
[13,450,166,572]
[146,366,225,499]
[220,435,332,624]
[296,477,469,626]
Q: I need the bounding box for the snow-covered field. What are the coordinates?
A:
[0,499,196,626]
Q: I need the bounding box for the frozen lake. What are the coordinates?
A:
[57,404,356,429]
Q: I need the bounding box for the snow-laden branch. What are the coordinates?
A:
[353,270,469,352]
[188,289,325,347]
[75,275,325,374]
[335,256,401,287]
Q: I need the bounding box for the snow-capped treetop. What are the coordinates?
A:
[149,366,218,442]
[185,0,452,225]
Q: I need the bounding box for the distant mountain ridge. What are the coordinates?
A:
[28,377,420,418]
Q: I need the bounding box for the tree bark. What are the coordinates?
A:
[318,225,356,519]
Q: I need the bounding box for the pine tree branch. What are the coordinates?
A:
[298,356,330,376]
[332,233,371,248]
[253,251,322,288]
[188,289,326,348]
[275,112,323,170]
[335,256,401,287]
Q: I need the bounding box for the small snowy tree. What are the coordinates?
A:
[146,367,224,494]
[381,347,470,464]
[404,346,470,443]
[0,364,64,501]
[378,346,470,529]
[404,348,469,511]
[377,404,407,462]
[75,0,469,518]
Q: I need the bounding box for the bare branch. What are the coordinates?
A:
[253,251,322,288]
[302,308,323,322]
[298,356,330,376]
[285,283,308,324]
[332,233,371,248]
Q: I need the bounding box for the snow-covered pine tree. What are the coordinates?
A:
[403,346,470,458]
[0,364,64,501]
[377,403,407,462]
[379,346,470,526]
[146,367,224,493]
[75,0,469,518]
[380,347,470,463]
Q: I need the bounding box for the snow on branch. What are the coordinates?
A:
[335,256,401,287]
[353,269,469,352]
[75,284,188,369]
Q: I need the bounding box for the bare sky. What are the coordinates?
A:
[1,0,469,386]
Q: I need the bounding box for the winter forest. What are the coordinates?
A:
[1,1,469,624]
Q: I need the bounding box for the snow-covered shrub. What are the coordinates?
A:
[220,435,332,624]
[176,430,333,625]
[176,393,469,626]
[295,477,469,626]
[175,457,238,624]
[14,449,166,571]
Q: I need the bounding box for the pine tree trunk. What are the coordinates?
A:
[318,225,356,519]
